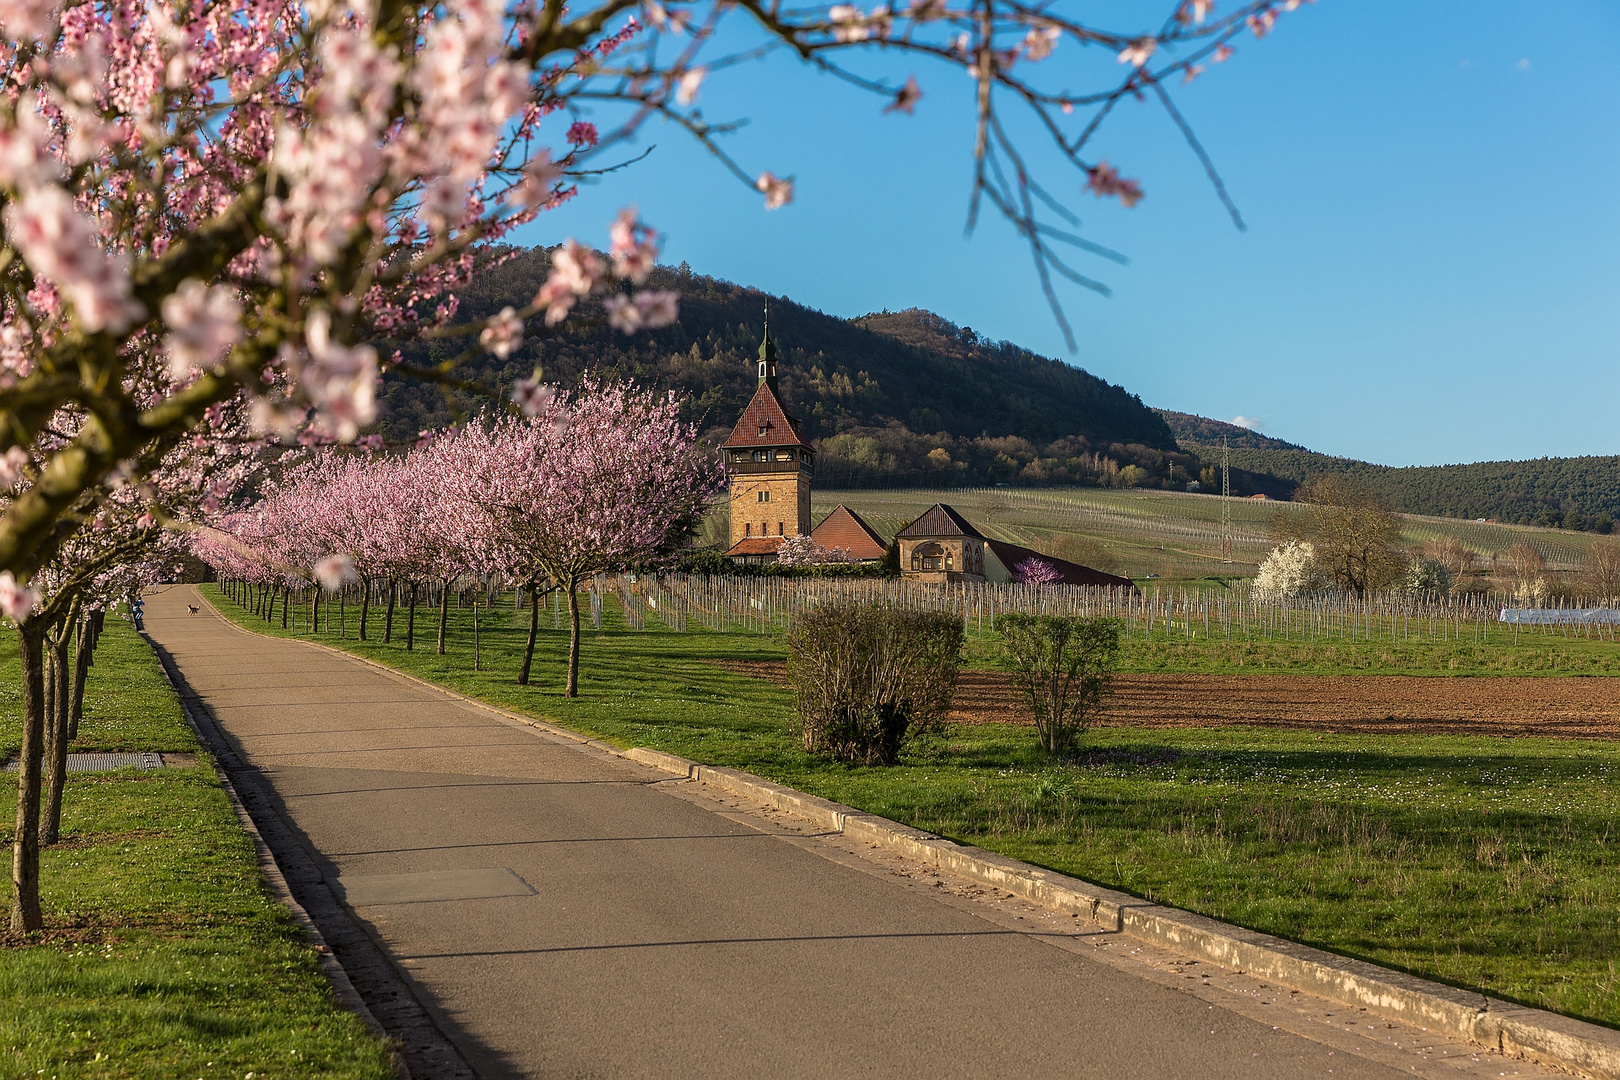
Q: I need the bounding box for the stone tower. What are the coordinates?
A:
[722,313,814,562]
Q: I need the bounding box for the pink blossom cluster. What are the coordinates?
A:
[774,534,856,567]
[520,210,679,340]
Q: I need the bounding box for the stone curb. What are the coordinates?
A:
[199,591,1620,1080]
[624,746,1620,1080]
[141,629,409,1079]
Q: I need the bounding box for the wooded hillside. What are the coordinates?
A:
[1157,415,1619,532]
[381,248,1202,489]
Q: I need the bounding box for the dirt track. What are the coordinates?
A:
[713,661,1620,740]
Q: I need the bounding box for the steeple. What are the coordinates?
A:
[757,299,778,391]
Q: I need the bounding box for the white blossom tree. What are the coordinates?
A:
[1252,539,1328,600]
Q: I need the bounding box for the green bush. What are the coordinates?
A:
[786,603,964,764]
[995,613,1123,753]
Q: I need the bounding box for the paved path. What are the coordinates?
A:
[144,586,1550,1079]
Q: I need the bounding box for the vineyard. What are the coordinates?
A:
[809,486,1605,580]
[219,572,1620,652]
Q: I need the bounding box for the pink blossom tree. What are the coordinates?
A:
[460,380,721,695]
[1014,556,1064,585]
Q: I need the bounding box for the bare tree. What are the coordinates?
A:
[1277,476,1404,595]
[1422,536,1482,593]
[1575,539,1620,604]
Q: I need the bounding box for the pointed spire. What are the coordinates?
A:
[759,298,777,362]
[757,298,778,390]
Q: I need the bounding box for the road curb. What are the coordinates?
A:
[141,629,409,1079]
[198,588,1620,1080]
[624,746,1620,1080]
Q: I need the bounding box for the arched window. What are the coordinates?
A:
[759,361,767,378]
[911,541,945,572]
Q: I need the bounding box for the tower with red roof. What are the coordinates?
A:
[722,312,814,562]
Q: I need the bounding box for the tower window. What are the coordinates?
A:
[759,362,767,378]
[778,522,784,535]
[745,522,751,537]
[758,490,770,503]
[751,449,770,463]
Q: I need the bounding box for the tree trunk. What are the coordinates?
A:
[42,623,73,847]
[281,585,290,629]
[383,581,396,644]
[518,584,540,685]
[358,577,372,641]
[436,577,451,655]
[312,587,320,634]
[566,576,582,698]
[12,623,46,931]
[473,592,481,672]
[405,583,418,651]
[68,611,95,742]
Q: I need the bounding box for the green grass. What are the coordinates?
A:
[0,620,396,1079]
[208,583,1620,1030]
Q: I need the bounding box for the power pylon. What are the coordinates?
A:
[1220,435,1233,563]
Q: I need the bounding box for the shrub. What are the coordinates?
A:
[995,614,1123,754]
[786,603,964,764]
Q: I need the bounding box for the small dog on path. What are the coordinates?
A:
[187,604,200,615]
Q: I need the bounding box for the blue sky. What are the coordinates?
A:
[520,1,1620,467]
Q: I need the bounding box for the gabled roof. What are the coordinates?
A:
[721,383,811,450]
[725,536,784,557]
[895,503,985,540]
[811,505,888,560]
[983,538,1136,590]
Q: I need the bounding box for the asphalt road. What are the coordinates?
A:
[144,585,1541,1079]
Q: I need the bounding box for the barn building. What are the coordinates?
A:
[809,504,888,562]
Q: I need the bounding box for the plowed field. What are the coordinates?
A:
[714,661,1620,739]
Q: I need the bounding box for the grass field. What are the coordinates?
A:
[206,583,1620,1031]
[0,620,397,1079]
[810,486,1605,581]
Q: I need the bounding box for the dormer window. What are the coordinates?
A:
[758,424,768,436]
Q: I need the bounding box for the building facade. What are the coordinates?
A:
[896,502,1137,589]
[722,323,815,562]
[895,504,988,583]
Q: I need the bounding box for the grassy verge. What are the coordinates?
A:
[0,618,397,1079]
[207,584,1620,1029]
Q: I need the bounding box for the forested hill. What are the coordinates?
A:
[1155,410,1308,452]
[381,247,1184,487]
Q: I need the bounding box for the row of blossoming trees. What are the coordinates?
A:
[196,380,720,694]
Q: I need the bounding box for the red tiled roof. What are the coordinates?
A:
[725,536,784,557]
[895,503,985,540]
[721,384,811,450]
[984,538,1136,590]
[811,505,888,560]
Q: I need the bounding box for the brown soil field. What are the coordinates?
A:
[712,661,1620,739]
